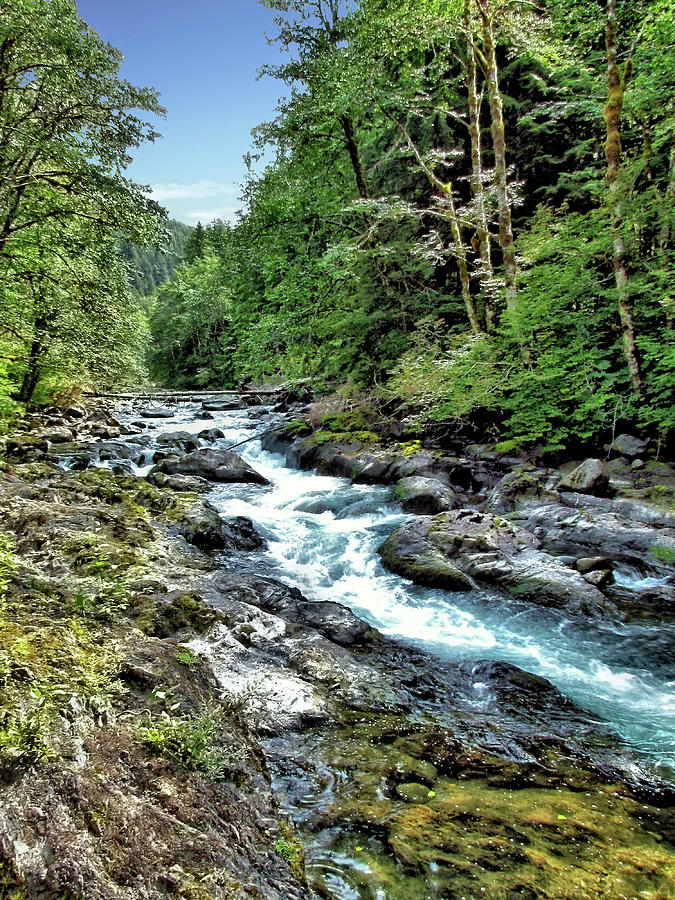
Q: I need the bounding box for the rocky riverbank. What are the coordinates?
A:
[1,398,674,899]
[263,423,675,624]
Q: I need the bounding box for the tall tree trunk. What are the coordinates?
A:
[19,315,46,403]
[477,0,517,312]
[660,135,675,250]
[445,186,482,336]
[604,0,645,400]
[465,0,494,330]
[400,121,482,335]
[340,113,368,200]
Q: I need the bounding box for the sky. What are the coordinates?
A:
[77,1,287,225]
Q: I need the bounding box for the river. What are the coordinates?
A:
[113,400,675,775]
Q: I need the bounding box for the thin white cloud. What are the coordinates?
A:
[184,203,242,226]
[149,181,238,202]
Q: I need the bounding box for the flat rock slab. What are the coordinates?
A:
[139,407,175,418]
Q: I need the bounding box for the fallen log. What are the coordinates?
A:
[83,389,284,399]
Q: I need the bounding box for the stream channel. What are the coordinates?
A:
[95,400,673,898]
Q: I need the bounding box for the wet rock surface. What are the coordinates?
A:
[153,447,270,485]
[379,510,612,615]
[392,475,457,514]
[0,460,312,900]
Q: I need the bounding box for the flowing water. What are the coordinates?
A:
[109,402,675,777]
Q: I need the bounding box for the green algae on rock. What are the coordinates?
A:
[268,714,675,900]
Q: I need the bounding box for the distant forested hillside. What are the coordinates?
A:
[119,219,193,298]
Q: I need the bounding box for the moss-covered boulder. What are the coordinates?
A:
[392,475,457,515]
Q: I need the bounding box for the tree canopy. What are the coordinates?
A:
[0,0,165,407]
[1,0,672,453]
[148,0,674,450]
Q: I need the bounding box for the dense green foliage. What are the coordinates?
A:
[1,0,672,451]
[149,0,674,450]
[119,219,193,300]
[0,0,165,410]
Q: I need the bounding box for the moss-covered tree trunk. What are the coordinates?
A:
[660,136,675,250]
[442,185,482,336]
[604,0,645,400]
[477,0,516,312]
[465,0,494,330]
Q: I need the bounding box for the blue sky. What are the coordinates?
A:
[77,1,286,224]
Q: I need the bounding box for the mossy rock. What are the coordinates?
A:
[61,532,142,576]
[312,429,380,445]
[132,591,218,638]
[395,782,433,803]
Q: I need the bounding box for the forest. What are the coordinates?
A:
[1,0,673,448]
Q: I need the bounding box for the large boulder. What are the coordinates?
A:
[393,476,457,515]
[156,430,200,452]
[379,510,609,614]
[378,517,473,591]
[173,501,265,552]
[558,459,610,496]
[485,470,553,514]
[198,427,225,442]
[513,498,675,571]
[152,448,270,485]
[609,433,649,459]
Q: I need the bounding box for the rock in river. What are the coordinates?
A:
[156,430,201,452]
[139,406,174,418]
[393,475,457,514]
[152,448,270,484]
[379,510,609,614]
[172,499,265,552]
